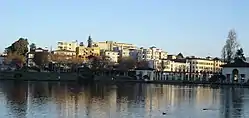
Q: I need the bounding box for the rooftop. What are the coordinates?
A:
[221,59,249,67]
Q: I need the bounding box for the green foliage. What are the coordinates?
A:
[234,48,246,61]
[33,51,49,67]
[29,43,36,51]
[118,57,136,70]
[5,38,29,56]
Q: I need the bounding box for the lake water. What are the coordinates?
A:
[0,81,248,118]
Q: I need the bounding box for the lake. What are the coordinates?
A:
[0,81,248,118]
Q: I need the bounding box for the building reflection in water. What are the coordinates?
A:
[220,87,244,118]
[1,81,249,118]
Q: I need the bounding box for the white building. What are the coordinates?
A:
[221,59,249,83]
[101,50,119,63]
[161,59,190,72]
[137,47,167,61]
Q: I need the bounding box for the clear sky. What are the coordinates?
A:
[0,0,249,57]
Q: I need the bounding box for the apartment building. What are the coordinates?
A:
[76,46,100,61]
[100,50,119,63]
[93,41,137,51]
[161,59,190,72]
[137,47,168,61]
[186,56,225,73]
[57,41,78,51]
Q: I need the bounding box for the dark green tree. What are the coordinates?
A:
[234,48,246,61]
[33,51,49,67]
[6,38,29,56]
[29,43,36,52]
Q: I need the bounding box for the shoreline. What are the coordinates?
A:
[0,78,248,87]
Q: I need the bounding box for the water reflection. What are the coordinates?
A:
[0,82,249,118]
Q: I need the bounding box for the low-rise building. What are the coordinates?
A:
[161,59,190,72]
[186,56,225,73]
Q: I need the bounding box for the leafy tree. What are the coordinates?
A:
[4,52,26,68]
[6,38,29,56]
[29,43,36,52]
[221,29,239,63]
[136,60,150,68]
[33,51,49,67]
[118,57,136,70]
[234,48,246,61]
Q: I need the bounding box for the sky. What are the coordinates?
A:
[0,0,249,57]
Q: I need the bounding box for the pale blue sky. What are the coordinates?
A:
[0,0,249,57]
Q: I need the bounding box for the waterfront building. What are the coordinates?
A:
[161,59,190,72]
[186,56,225,73]
[93,41,137,51]
[100,50,119,63]
[57,41,78,52]
[221,59,249,83]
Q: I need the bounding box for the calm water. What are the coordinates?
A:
[0,82,248,118]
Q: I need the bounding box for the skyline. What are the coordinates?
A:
[1,0,249,57]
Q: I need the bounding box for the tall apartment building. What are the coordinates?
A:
[186,56,225,73]
[57,41,78,51]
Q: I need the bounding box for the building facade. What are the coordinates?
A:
[186,57,225,73]
[57,41,78,52]
[161,59,190,72]
[93,41,136,51]
[100,50,119,63]
[76,46,100,61]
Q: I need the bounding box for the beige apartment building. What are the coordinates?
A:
[57,41,78,52]
[186,57,225,73]
[93,41,137,51]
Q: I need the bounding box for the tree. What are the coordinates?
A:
[29,43,36,52]
[136,60,150,68]
[234,48,246,61]
[6,38,29,56]
[118,57,136,70]
[221,29,239,63]
[33,51,49,67]
[4,52,26,68]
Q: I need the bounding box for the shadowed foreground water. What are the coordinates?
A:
[0,82,248,118]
